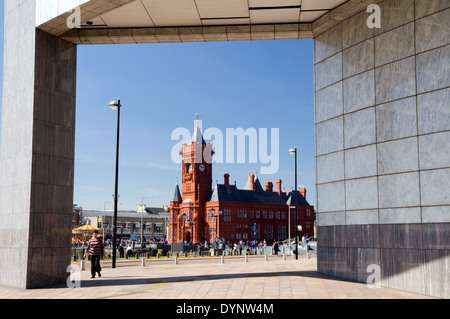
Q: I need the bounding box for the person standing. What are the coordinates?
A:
[84,230,104,278]
[273,240,279,255]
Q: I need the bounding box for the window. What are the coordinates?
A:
[278,225,286,240]
[263,211,268,219]
[269,211,273,219]
[264,225,273,239]
[282,211,287,220]
[224,210,231,222]
[256,211,260,219]
[276,211,280,219]
[238,209,248,218]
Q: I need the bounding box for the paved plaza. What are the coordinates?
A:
[0,255,435,299]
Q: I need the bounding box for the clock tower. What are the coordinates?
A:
[173,117,213,243]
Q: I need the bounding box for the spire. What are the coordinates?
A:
[172,178,182,203]
[192,114,206,145]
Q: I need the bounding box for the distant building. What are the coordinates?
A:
[76,206,169,241]
[169,119,315,244]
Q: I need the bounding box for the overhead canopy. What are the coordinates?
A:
[35,0,378,44]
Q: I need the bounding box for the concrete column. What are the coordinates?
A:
[0,0,77,289]
[314,0,449,298]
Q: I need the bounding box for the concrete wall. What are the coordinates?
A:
[0,0,77,288]
[314,0,449,298]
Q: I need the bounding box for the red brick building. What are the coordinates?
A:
[168,120,315,245]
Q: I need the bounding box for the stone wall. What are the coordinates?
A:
[314,0,449,298]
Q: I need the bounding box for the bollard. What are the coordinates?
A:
[136,252,140,259]
[174,256,178,264]
[80,260,85,271]
[244,255,248,263]
[141,257,146,267]
[157,253,160,258]
[283,254,286,261]
[221,255,224,264]
[265,254,268,262]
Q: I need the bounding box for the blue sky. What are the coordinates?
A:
[0,3,316,211]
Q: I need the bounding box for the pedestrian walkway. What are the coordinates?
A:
[0,255,435,299]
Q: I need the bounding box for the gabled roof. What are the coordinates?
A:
[284,190,311,206]
[208,184,310,206]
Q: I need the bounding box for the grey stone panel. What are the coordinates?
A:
[416,45,450,94]
[415,8,450,53]
[415,0,450,19]
[374,22,415,67]
[343,38,374,79]
[344,144,377,179]
[375,57,416,104]
[417,88,450,134]
[376,96,417,142]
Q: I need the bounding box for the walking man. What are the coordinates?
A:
[84,230,104,278]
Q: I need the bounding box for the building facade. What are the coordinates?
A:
[75,206,169,242]
[169,120,315,245]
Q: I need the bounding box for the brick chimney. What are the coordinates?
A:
[265,182,273,192]
[300,187,307,199]
[276,179,282,195]
[250,174,255,191]
[224,173,231,192]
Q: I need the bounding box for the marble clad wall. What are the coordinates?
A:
[0,0,76,288]
[314,0,449,298]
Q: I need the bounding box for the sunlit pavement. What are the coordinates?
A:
[0,255,436,299]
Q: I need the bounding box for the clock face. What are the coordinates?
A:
[199,164,205,172]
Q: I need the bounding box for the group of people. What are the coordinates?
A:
[193,239,283,255]
[80,231,315,279]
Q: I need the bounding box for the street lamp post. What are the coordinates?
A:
[289,148,298,260]
[141,196,151,248]
[103,201,111,247]
[110,99,122,269]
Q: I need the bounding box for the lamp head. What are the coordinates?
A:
[109,100,120,110]
[289,148,296,155]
